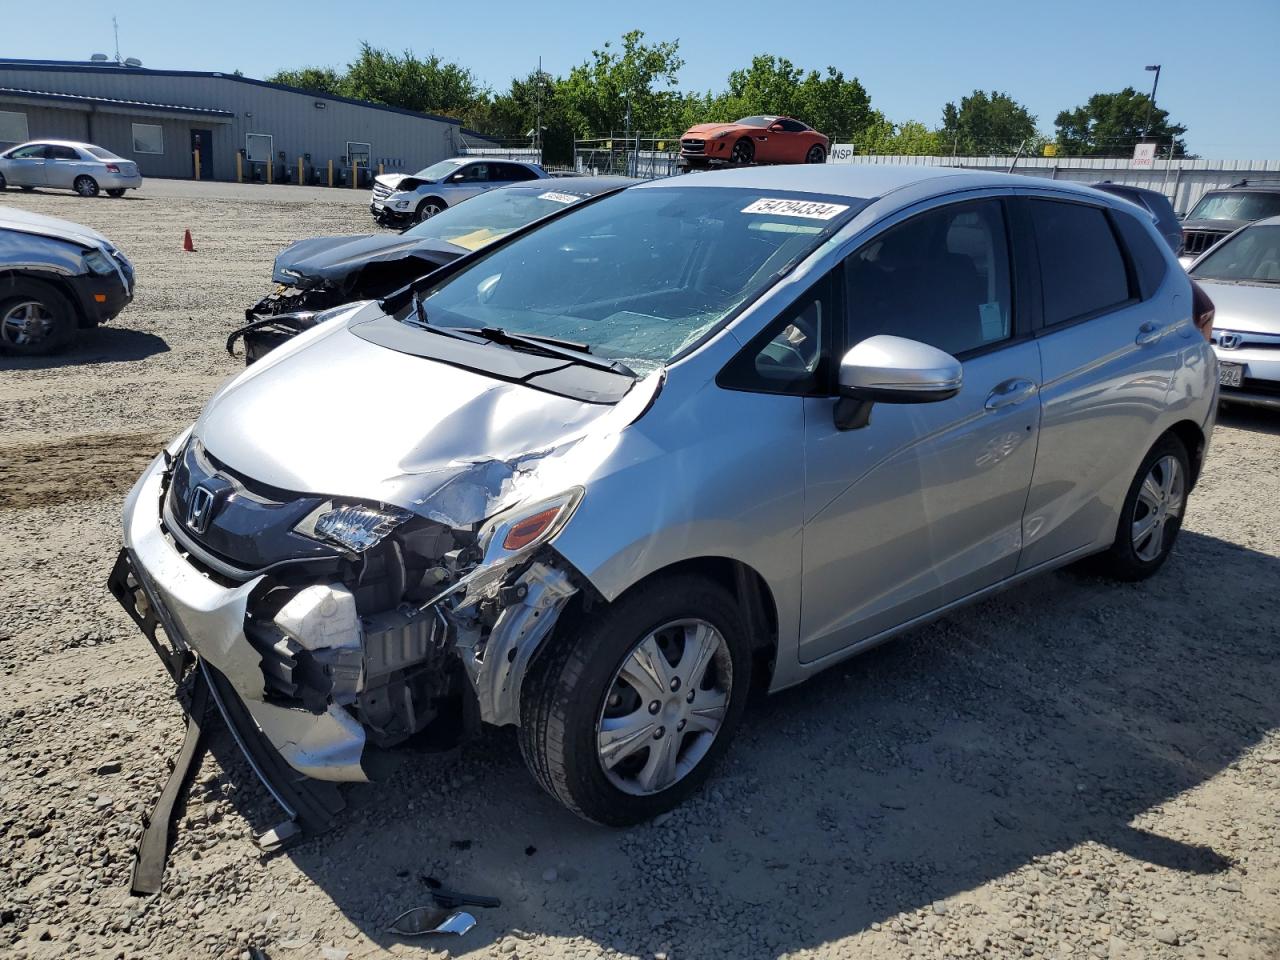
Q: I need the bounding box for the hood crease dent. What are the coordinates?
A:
[193,310,665,530]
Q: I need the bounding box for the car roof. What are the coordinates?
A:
[1244,214,1280,227]
[501,175,635,196]
[12,139,95,149]
[634,164,1105,203]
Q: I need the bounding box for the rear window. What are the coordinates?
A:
[1111,211,1168,299]
[1030,200,1132,325]
[86,146,121,161]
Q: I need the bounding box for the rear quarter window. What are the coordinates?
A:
[1111,211,1169,300]
[1029,200,1132,325]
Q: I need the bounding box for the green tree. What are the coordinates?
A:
[342,43,488,121]
[488,70,576,165]
[559,30,685,135]
[266,65,344,96]
[941,90,1038,155]
[861,118,945,155]
[1054,87,1188,157]
[716,55,876,141]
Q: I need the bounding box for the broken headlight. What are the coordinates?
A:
[83,248,118,275]
[297,503,413,553]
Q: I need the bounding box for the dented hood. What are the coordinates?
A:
[193,308,637,527]
[273,233,465,286]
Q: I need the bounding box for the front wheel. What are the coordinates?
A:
[730,138,755,165]
[106,188,126,198]
[0,278,78,355]
[519,575,751,825]
[1088,434,1190,581]
[415,198,446,223]
[74,175,99,197]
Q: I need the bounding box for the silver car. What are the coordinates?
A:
[1190,214,1280,409]
[0,140,143,197]
[369,157,548,227]
[111,166,1216,827]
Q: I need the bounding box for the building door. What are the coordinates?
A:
[190,129,213,180]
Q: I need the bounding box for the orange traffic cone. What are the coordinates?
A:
[182,229,196,252]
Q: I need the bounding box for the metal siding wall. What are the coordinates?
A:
[0,101,88,146]
[0,67,463,181]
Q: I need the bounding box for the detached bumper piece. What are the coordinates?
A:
[108,548,346,841]
[226,313,321,365]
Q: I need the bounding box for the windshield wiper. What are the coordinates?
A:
[463,326,637,378]
[401,296,486,343]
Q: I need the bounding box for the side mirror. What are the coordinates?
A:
[769,123,784,132]
[834,335,962,430]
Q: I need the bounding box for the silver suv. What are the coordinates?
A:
[369,157,548,227]
[0,140,143,197]
[112,166,1215,827]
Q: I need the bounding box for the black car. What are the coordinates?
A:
[229,176,633,363]
[1090,182,1182,255]
[1179,180,1280,260]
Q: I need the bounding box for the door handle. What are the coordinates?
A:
[984,378,1038,410]
[1135,321,1164,346]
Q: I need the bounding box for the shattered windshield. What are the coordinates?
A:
[416,187,863,375]
[412,158,466,181]
[1190,225,1280,283]
[1188,191,1280,223]
[404,187,589,251]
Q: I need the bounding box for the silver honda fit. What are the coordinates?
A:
[112,166,1216,826]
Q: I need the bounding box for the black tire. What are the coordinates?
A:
[519,575,752,825]
[806,145,827,164]
[0,277,78,355]
[1087,433,1190,581]
[20,185,35,192]
[0,172,6,190]
[415,197,446,223]
[74,175,100,198]
[106,188,126,198]
[730,138,754,165]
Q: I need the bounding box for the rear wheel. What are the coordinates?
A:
[0,171,6,190]
[519,575,751,825]
[74,175,99,198]
[415,198,446,223]
[805,145,827,164]
[0,278,78,355]
[730,138,755,165]
[106,188,126,198]
[1088,434,1189,581]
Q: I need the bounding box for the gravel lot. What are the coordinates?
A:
[2,180,1279,960]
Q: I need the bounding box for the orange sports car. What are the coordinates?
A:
[678,115,830,168]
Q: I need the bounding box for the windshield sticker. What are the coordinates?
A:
[741,198,850,220]
[537,191,582,204]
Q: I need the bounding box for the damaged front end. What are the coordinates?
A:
[110,435,586,824]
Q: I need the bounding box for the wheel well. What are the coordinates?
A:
[419,195,446,210]
[608,556,779,691]
[0,271,87,326]
[1165,419,1206,489]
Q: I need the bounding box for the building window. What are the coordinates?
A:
[346,141,371,168]
[132,123,164,154]
[245,133,273,163]
[0,110,29,144]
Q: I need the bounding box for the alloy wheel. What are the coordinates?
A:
[1,299,57,348]
[596,618,733,796]
[418,202,443,222]
[1132,455,1184,562]
[730,140,753,164]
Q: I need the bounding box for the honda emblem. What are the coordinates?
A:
[187,485,216,534]
[1217,333,1242,350]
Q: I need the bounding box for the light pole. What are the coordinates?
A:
[1141,64,1161,140]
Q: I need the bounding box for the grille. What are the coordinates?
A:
[681,139,705,155]
[372,183,393,202]
[1182,229,1229,256]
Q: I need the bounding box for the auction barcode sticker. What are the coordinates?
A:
[538,191,581,204]
[741,198,849,220]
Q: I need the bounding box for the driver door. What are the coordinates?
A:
[5,144,47,186]
[799,196,1042,663]
[447,162,491,202]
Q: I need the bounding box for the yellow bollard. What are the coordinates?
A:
[266,158,273,184]
[351,160,358,189]
[236,152,242,183]
[193,149,201,181]
[328,159,333,187]
[298,156,304,186]
[378,162,384,176]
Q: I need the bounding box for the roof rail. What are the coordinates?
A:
[1231,178,1280,188]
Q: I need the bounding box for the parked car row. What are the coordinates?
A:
[109,165,1234,830]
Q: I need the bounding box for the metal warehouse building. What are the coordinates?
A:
[0,58,492,185]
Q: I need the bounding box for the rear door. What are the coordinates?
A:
[799,194,1043,662]
[44,144,82,189]
[1015,191,1179,570]
[5,143,48,186]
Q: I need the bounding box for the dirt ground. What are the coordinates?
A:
[1,180,1278,960]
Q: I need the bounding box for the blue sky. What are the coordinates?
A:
[5,0,1278,155]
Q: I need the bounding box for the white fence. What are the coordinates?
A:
[830,153,1280,215]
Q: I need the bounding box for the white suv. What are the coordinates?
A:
[370,157,548,227]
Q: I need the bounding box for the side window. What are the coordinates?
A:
[10,144,47,159]
[718,273,832,395]
[504,164,538,182]
[778,119,807,133]
[47,145,79,160]
[1111,210,1169,300]
[457,163,488,182]
[1029,199,1132,325]
[845,199,1013,357]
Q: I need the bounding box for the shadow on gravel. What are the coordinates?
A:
[202,529,1277,958]
[0,326,169,369]
[1217,403,1280,436]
